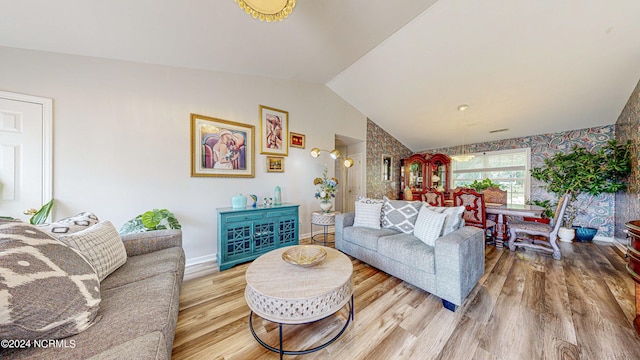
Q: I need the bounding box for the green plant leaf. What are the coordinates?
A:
[30,199,54,225]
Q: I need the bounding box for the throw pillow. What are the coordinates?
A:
[423,205,465,236]
[353,201,383,229]
[0,222,101,340]
[381,196,422,234]
[414,206,447,246]
[58,221,127,281]
[38,212,99,237]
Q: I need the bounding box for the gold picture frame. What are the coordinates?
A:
[259,105,288,156]
[266,156,284,172]
[190,113,255,177]
[290,132,305,149]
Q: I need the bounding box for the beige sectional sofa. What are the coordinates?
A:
[1,228,185,360]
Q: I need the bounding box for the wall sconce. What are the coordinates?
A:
[310,147,341,160]
[343,158,354,168]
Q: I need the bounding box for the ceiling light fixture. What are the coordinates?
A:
[234,0,296,22]
[451,104,475,162]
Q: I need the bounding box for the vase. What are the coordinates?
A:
[558,227,575,242]
[573,226,597,242]
[319,200,333,213]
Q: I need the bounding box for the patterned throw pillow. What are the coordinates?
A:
[423,205,465,235]
[381,197,422,234]
[353,200,383,229]
[0,222,101,341]
[414,205,448,246]
[38,212,99,237]
[58,221,127,281]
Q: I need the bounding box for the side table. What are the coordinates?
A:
[311,211,339,245]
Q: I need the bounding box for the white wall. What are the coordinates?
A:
[0,46,367,265]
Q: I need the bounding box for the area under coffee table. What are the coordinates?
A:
[245,246,353,358]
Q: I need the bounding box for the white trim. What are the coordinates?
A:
[0,90,53,206]
[593,235,614,243]
[185,253,217,267]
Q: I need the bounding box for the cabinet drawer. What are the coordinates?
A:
[224,213,264,223]
[266,209,297,218]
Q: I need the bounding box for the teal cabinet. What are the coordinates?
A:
[217,204,299,270]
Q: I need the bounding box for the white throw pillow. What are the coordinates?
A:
[414,206,447,246]
[58,221,127,281]
[423,205,465,236]
[353,202,383,229]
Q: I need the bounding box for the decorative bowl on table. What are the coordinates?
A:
[282,245,327,267]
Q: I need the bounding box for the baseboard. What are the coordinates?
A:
[184,254,217,281]
[185,253,216,267]
[593,235,614,243]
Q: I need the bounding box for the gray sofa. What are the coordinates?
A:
[335,212,484,310]
[6,230,185,360]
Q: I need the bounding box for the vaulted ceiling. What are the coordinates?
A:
[1,0,639,151]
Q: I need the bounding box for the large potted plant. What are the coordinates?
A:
[530,139,632,242]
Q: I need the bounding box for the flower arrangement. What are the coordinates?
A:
[313,167,339,201]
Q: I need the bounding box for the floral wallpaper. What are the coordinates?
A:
[365,78,640,239]
[427,125,616,237]
[366,119,412,199]
[615,78,640,239]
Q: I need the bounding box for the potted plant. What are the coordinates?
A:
[466,178,504,191]
[530,139,632,242]
[119,208,182,235]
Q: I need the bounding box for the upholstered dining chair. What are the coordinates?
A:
[482,187,508,241]
[507,191,570,260]
[422,188,445,207]
[453,188,496,243]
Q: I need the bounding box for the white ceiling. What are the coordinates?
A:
[1,0,639,151]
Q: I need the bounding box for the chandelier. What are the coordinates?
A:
[450,104,475,162]
[234,0,296,22]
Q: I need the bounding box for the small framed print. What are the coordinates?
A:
[260,105,288,156]
[382,154,392,181]
[290,132,305,149]
[266,156,284,172]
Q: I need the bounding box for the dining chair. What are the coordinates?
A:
[507,191,570,260]
[422,188,445,207]
[482,187,508,241]
[453,188,496,243]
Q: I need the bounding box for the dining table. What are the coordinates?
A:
[485,203,545,248]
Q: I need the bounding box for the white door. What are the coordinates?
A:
[346,153,364,213]
[0,91,52,221]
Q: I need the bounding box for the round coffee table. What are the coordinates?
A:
[245,246,353,358]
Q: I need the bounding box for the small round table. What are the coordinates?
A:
[310,211,340,245]
[245,246,353,359]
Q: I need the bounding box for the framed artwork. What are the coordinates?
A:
[266,156,284,172]
[290,132,305,149]
[382,154,392,181]
[190,113,255,177]
[259,105,288,156]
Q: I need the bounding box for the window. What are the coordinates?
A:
[451,148,530,204]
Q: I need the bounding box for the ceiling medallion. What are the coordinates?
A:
[234,0,296,22]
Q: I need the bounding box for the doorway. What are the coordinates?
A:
[335,135,365,213]
[0,91,52,221]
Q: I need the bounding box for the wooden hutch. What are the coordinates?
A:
[400,153,451,200]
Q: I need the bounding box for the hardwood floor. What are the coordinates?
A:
[172,239,640,359]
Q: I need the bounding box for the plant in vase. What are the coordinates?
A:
[530,139,632,242]
[313,166,339,213]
